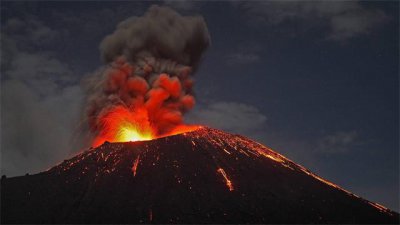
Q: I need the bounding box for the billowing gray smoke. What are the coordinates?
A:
[100,5,209,69]
[84,5,210,144]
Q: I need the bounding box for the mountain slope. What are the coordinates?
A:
[1,127,398,223]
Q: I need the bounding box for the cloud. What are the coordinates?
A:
[1,80,83,176]
[2,16,64,49]
[49,4,146,42]
[235,1,389,41]
[163,0,200,12]
[186,101,267,134]
[226,52,260,66]
[328,9,388,41]
[315,130,360,154]
[1,18,83,176]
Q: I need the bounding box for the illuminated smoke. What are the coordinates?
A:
[83,5,210,146]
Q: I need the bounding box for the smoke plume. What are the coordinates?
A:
[83,5,210,146]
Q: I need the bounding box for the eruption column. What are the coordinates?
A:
[83,5,210,146]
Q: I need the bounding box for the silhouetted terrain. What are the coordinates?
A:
[1,127,398,224]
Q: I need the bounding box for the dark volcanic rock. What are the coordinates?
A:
[1,127,398,224]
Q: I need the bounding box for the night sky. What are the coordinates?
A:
[1,1,398,211]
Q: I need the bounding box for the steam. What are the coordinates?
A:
[83,5,210,143]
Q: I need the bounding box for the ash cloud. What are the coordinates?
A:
[100,5,210,69]
[83,5,210,143]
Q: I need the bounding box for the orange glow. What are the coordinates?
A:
[92,106,155,147]
[217,168,234,191]
[164,124,202,137]
[132,156,140,177]
[368,202,391,213]
[92,105,200,147]
[116,122,153,142]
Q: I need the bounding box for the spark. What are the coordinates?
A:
[132,156,140,177]
[368,202,391,214]
[217,168,234,191]
[222,148,231,155]
[258,151,284,163]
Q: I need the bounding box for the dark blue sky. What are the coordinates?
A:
[1,1,398,211]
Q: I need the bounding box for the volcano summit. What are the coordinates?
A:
[1,127,398,224]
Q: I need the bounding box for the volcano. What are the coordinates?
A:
[1,127,398,224]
